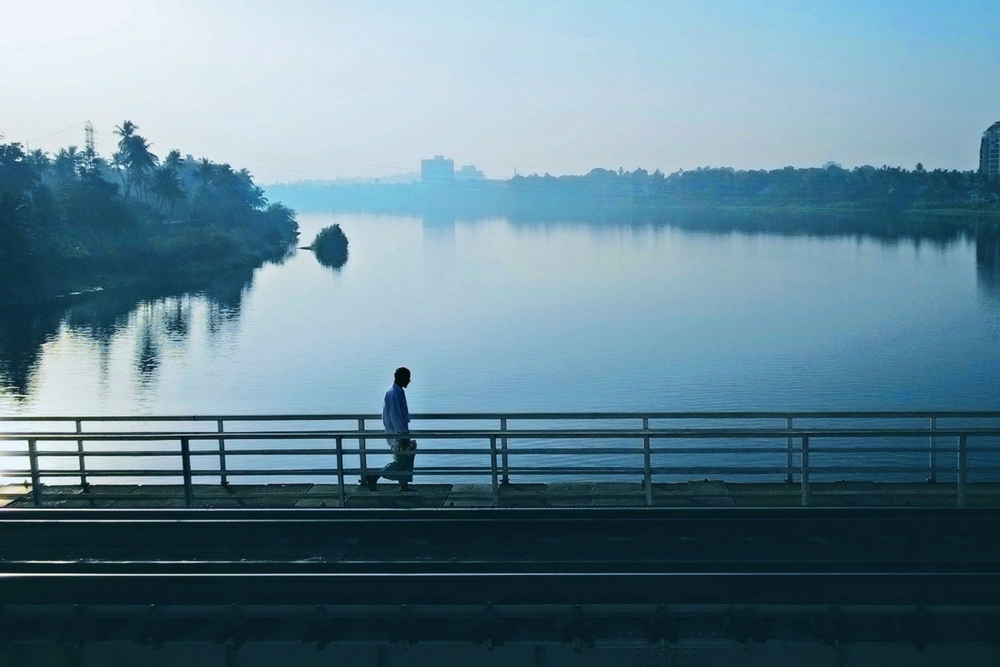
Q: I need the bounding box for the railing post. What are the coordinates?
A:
[358,418,368,480]
[643,418,652,507]
[801,435,810,507]
[28,439,42,507]
[217,419,228,486]
[957,434,967,508]
[490,436,499,507]
[76,419,89,488]
[928,417,937,483]
[500,418,510,485]
[337,437,346,507]
[786,417,794,483]
[181,438,193,508]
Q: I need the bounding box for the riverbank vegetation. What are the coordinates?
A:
[0,122,299,300]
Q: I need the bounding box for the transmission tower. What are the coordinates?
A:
[84,121,96,172]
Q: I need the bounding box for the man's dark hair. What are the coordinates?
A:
[394,367,411,383]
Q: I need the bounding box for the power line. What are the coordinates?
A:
[28,121,90,145]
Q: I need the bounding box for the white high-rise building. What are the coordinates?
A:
[981,121,1000,179]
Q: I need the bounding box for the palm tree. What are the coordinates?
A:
[237,168,267,210]
[112,120,158,202]
[164,149,183,170]
[196,158,214,193]
[53,146,82,185]
[125,134,158,202]
[114,121,136,142]
[112,121,135,195]
[150,165,185,220]
[26,149,51,182]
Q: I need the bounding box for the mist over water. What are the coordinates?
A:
[1,212,999,417]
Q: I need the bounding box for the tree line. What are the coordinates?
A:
[0,121,299,298]
[269,163,1000,223]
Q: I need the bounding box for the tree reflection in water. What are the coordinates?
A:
[0,267,255,400]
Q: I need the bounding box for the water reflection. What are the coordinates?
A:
[136,306,161,387]
[0,268,256,400]
[164,297,192,340]
[0,301,64,399]
[977,228,1000,302]
[504,207,978,248]
[421,211,458,230]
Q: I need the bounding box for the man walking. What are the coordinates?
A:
[362,367,417,492]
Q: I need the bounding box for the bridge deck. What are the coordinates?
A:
[3,479,999,508]
[1,504,999,662]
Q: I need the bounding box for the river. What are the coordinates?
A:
[1,212,999,417]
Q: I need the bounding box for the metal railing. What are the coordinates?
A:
[0,411,999,508]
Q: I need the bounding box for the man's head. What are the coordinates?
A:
[394,367,411,388]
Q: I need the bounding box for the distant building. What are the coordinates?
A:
[981,121,1000,179]
[455,164,485,181]
[421,156,454,183]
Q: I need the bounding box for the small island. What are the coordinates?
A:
[306,224,349,269]
[0,121,299,301]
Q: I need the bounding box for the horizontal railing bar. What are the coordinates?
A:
[34,465,949,478]
[6,428,1000,442]
[18,447,996,460]
[21,468,1000,481]
[21,443,1000,453]
[17,446,997,459]
[24,489,995,503]
[4,410,1000,423]
[0,415,378,423]
[13,483,997,495]
[31,467,646,477]
[22,447,651,457]
[420,411,1000,420]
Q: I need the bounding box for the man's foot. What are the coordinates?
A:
[399,482,417,493]
[361,474,378,491]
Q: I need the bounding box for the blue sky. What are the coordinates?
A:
[2,0,999,182]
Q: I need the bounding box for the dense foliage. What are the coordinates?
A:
[309,224,349,268]
[0,122,299,298]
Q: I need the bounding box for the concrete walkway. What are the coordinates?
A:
[3,480,997,508]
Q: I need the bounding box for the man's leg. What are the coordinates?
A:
[382,440,416,490]
[398,448,416,490]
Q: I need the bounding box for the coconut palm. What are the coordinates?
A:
[114,121,136,143]
[196,158,213,192]
[112,120,158,202]
[164,149,183,170]
[112,121,135,194]
[126,134,158,202]
[26,150,51,183]
[53,146,82,185]
[150,165,185,220]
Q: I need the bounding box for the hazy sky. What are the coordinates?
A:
[3,0,999,183]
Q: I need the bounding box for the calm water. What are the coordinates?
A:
[2,212,999,417]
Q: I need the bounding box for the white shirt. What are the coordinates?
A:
[382,382,410,437]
